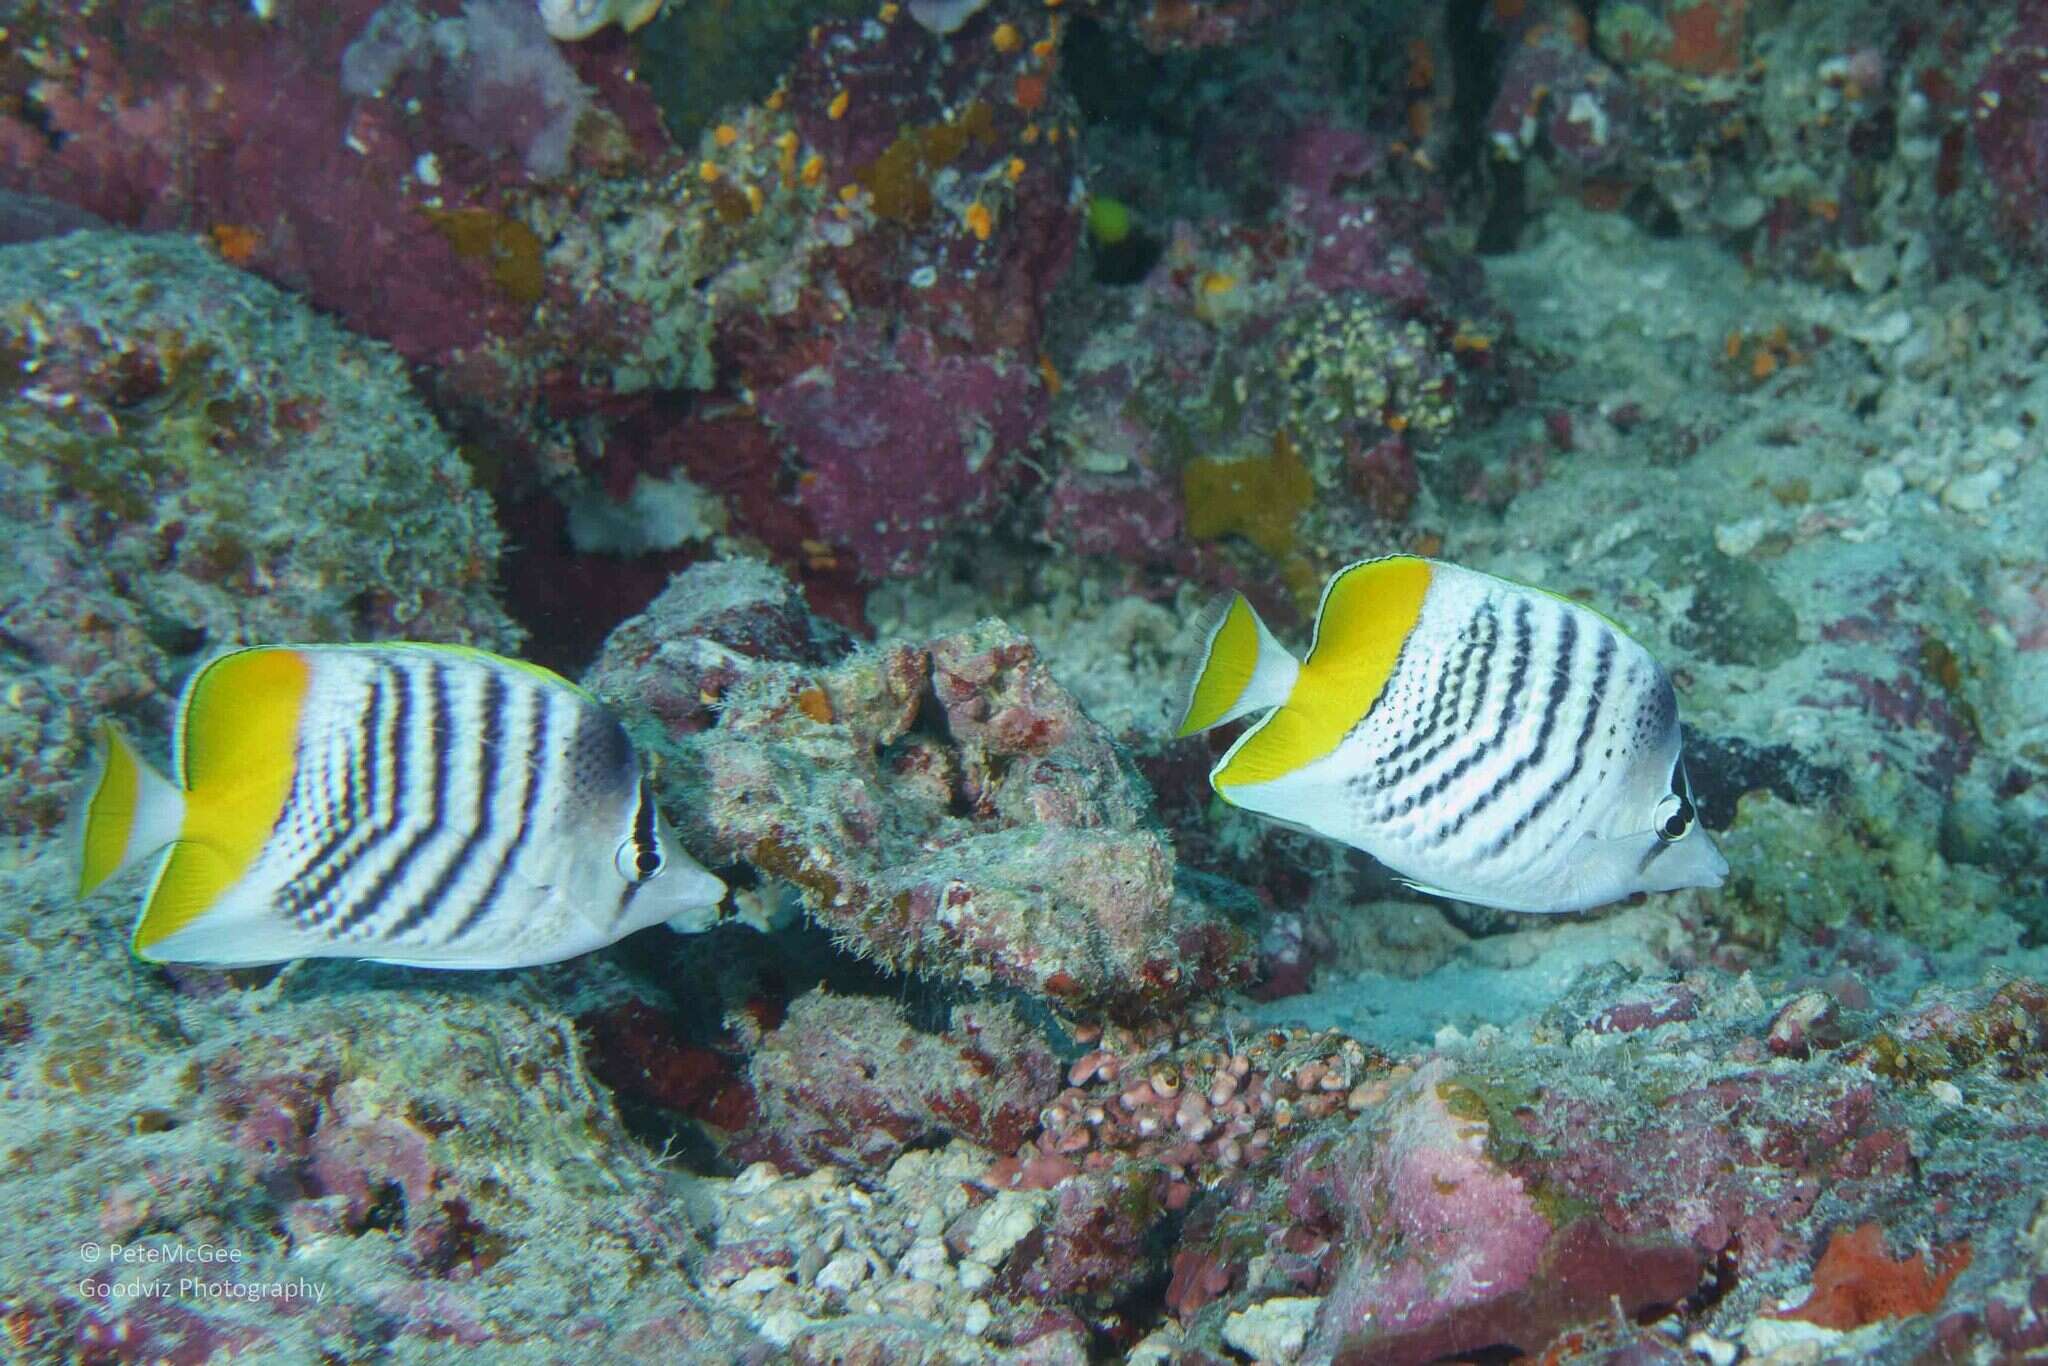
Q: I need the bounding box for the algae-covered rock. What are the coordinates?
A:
[1657,539,1800,669]
[588,561,1255,1015]
[0,852,758,1358]
[1714,790,2006,951]
[742,990,1060,1173]
[0,230,516,832]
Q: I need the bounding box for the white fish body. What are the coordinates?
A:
[71,643,726,969]
[1177,556,1728,913]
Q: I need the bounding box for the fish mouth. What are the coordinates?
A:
[1702,842,1731,887]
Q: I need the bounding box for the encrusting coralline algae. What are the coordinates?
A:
[3,0,2048,1361]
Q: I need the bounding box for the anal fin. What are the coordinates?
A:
[132,840,241,960]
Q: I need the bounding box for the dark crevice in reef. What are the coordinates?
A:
[1440,0,1523,253]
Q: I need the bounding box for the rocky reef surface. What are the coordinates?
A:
[3,0,2048,1362]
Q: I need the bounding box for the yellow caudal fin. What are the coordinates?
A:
[129,647,310,955]
[69,721,186,900]
[1212,556,1434,792]
[1176,595,1302,737]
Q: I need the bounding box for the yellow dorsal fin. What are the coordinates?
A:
[1214,556,1433,790]
[135,647,310,953]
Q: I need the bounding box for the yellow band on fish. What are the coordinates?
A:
[1216,556,1432,788]
[136,648,310,952]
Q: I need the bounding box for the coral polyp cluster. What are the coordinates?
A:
[988,1019,1392,1201]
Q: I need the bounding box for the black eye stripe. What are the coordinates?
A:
[629,778,662,880]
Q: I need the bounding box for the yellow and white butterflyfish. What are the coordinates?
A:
[1177,556,1728,914]
[69,643,727,969]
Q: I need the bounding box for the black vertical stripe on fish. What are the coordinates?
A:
[1366,601,1506,821]
[1432,604,1577,844]
[1378,600,1495,772]
[1410,596,1533,832]
[281,667,381,921]
[450,682,556,941]
[388,666,509,939]
[631,777,658,875]
[1364,602,1501,821]
[272,711,321,847]
[1485,623,1616,859]
[332,660,453,936]
[1402,596,1510,793]
[290,665,400,926]
[611,876,644,930]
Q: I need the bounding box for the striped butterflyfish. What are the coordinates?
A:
[1177,556,1728,914]
[68,643,727,969]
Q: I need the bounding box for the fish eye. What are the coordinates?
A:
[1653,792,1695,842]
[614,837,664,883]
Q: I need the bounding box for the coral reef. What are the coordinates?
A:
[0,231,514,835]
[0,0,1081,640]
[5,0,2048,1359]
[0,851,769,1359]
[739,990,1060,1173]
[587,563,1254,1015]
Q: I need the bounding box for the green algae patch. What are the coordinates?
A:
[1714,790,2005,951]
[1435,1072,1543,1167]
[1654,538,1800,670]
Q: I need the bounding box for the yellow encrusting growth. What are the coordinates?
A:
[135,648,310,953]
[854,102,997,225]
[1182,430,1319,606]
[1178,597,1261,737]
[1215,557,1432,790]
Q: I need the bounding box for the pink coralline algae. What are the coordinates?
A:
[1306,1060,1700,1364]
[739,991,1060,1173]
[1486,20,1637,179]
[579,999,756,1135]
[1080,969,2048,1362]
[753,323,1046,579]
[685,6,1081,584]
[1971,1,2048,260]
[1083,0,1284,53]
[339,0,594,178]
[588,565,1254,1014]
[1277,125,1447,302]
[0,0,625,366]
[1043,460,1188,568]
[0,0,1084,625]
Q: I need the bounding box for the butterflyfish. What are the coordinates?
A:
[70,643,726,969]
[1177,556,1728,913]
